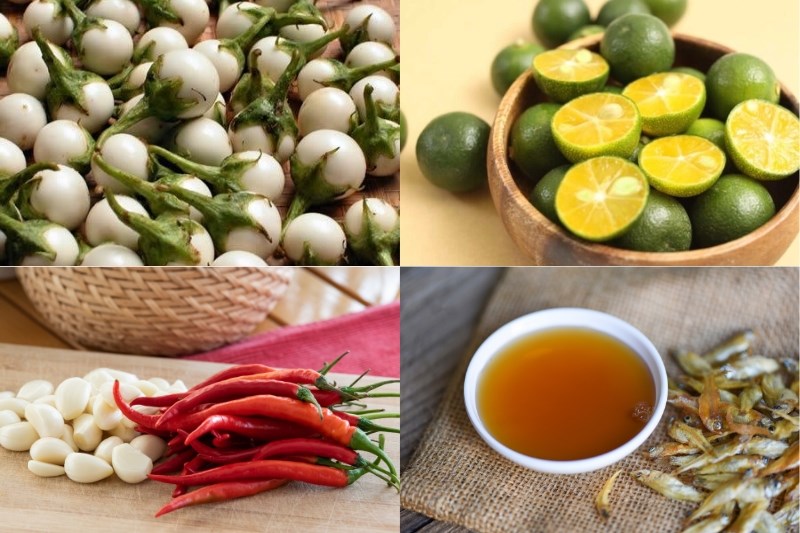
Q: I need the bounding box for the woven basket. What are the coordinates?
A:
[17,268,294,356]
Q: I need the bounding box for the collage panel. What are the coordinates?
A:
[401,0,799,266]
[0,266,400,530]
[0,0,399,268]
[401,267,799,532]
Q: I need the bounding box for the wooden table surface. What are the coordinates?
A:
[400,268,503,533]
[0,267,399,350]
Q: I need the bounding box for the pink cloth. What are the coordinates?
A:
[183,302,400,378]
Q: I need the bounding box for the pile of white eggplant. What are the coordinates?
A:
[0,0,400,266]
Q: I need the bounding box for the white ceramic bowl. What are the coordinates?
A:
[464,307,667,474]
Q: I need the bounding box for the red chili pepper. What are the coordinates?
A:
[158,379,322,424]
[189,439,261,464]
[113,381,160,429]
[154,479,289,517]
[172,455,208,497]
[157,394,397,480]
[250,438,360,466]
[149,459,370,488]
[189,364,278,391]
[130,391,186,408]
[151,448,196,475]
[183,415,317,444]
[237,369,322,385]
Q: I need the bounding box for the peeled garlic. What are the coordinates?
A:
[30,437,74,465]
[24,403,64,438]
[130,434,167,462]
[94,436,124,464]
[28,460,66,478]
[112,444,153,483]
[0,398,29,417]
[55,377,91,420]
[64,453,114,483]
[61,424,79,452]
[92,395,122,431]
[0,409,21,428]
[0,421,40,451]
[72,414,102,452]
[17,380,54,402]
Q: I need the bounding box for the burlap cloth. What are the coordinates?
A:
[401,267,799,533]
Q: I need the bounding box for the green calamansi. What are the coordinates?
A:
[705,53,780,120]
[532,0,591,48]
[690,174,776,248]
[416,112,491,193]
[510,103,568,180]
[600,13,674,84]
[596,0,651,27]
[490,40,544,96]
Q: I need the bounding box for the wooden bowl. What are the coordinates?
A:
[488,34,799,265]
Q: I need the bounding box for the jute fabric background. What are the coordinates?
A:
[401,267,799,533]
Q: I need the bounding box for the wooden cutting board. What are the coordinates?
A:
[0,343,400,532]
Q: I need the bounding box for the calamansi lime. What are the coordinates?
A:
[724,99,800,180]
[638,135,726,196]
[622,72,706,136]
[532,49,609,103]
[551,93,641,162]
[600,13,674,84]
[555,156,649,241]
[705,53,780,120]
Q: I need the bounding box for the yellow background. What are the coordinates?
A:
[400,0,800,265]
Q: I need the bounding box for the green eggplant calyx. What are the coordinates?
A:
[93,153,187,216]
[0,213,58,264]
[104,190,202,266]
[0,163,59,205]
[346,205,399,266]
[139,0,183,26]
[350,84,400,173]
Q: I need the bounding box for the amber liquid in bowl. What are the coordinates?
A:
[477,328,655,461]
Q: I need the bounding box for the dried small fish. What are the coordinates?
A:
[674,438,749,474]
[743,436,790,458]
[633,469,705,502]
[740,385,764,412]
[648,441,702,459]
[693,473,740,492]
[668,420,716,455]
[770,419,798,440]
[682,376,740,404]
[594,469,622,519]
[761,406,800,426]
[761,374,799,412]
[720,356,780,380]
[673,349,713,377]
[696,455,768,475]
[735,478,783,508]
[728,500,769,533]
[698,374,724,433]
[681,511,733,533]
[701,330,755,365]
[669,393,700,416]
[753,510,784,533]
[774,500,799,529]
[758,441,799,477]
[688,477,756,521]
[724,406,773,437]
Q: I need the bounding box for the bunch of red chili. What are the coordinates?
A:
[112,356,400,517]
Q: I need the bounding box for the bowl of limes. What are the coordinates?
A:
[488,27,799,265]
